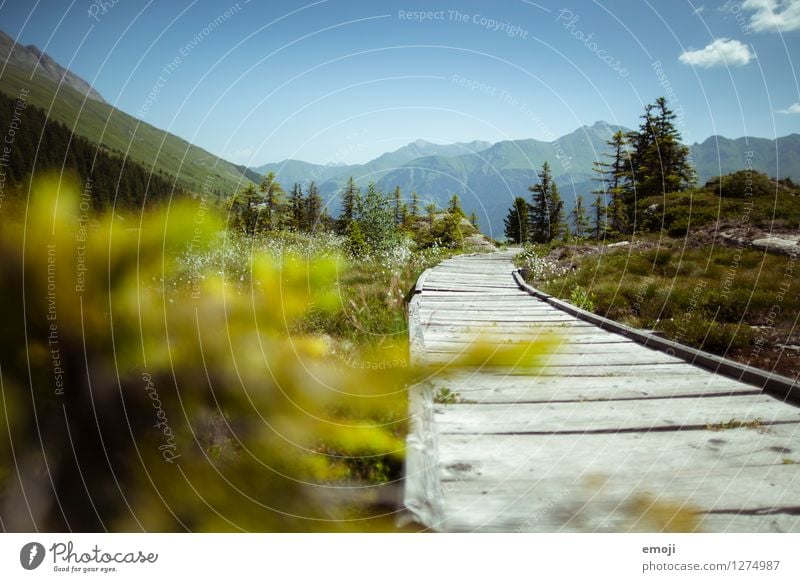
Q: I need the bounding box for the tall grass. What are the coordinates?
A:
[533,240,798,360]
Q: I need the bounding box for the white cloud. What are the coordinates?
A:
[777,102,800,114]
[693,5,705,15]
[743,0,800,32]
[678,38,754,68]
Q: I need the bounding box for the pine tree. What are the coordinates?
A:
[570,195,590,238]
[504,197,530,244]
[229,183,261,235]
[344,220,368,258]
[590,193,607,240]
[399,203,409,231]
[469,211,479,230]
[425,203,438,228]
[627,97,695,224]
[528,161,564,243]
[358,182,395,252]
[410,191,420,218]
[435,212,464,248]
[447,193,464,216]
[592,130,630,234]
[338,176,361,233]
[392,186,404,226]
[258,171,285,231]
[288,183,306,231]
[305,181,323,231]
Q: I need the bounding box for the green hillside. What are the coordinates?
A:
[690,134,800,182]
[0,65,256,197]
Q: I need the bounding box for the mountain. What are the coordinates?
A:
[0,30,105,103]
[690,134,800,183]
[253,123,800,238]
[361,122,626,238]
[251,139,492,191]
[0,30,256,197]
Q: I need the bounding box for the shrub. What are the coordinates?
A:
[0,175,415,531]
[704,170,775,198]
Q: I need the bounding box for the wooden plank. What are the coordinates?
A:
[422,312,577,319]
[436,465,800,532]
[424,350,683,367]
[419,304,551,311]
[434,396,800,434]
[420,361,728,376]
[436,431,800,483]
[422,322,596,330]
[428,373,761,402]
[425,340,647,354]
[423,331,634,344]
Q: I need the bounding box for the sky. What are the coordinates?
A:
[2,0,800,165]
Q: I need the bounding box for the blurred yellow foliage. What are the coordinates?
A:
[0,175,413,531]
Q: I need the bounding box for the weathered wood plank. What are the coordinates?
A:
[429,373,760,401]
[437,431,800,483]
[424,350,683,366]
[434,396,800,434]
[423,331,634,343]
[437,465,800,532]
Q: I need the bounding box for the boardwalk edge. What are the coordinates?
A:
[511,270,800,406]
[399,277,445,529]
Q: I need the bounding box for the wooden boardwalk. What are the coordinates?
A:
[404,250,800,532]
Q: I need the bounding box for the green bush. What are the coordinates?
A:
[704,170,775,198]
[0,175,416,531]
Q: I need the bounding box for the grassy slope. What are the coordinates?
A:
[520,186,800,378]
[0,64,256,196]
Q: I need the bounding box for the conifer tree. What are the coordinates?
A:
[305,181,324,231]
[425,203,438,228]
[570,195,590,238]
[392,186,404,226]
[592,130,630,234]
[504,197,530,244]
[447,193,464,216]
[258,171,285,231]
[528,161,564,243]
[288,183,306,231]
[339,176,361,233]
[230,183,261,235]
[590,193,607,240]
[410,191,420,219]
[626,97,695,226]
[355,182,395,251]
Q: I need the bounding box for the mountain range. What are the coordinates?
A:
[254,127,800,238]
[1,29,798,238]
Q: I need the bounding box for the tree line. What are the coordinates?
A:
[504,97,695,243]
[0,90,180,207]
[228,174,479,255]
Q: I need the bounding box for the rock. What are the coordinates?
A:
[751,236,800,256]
[607,241,630,248]
[464,234,497,252]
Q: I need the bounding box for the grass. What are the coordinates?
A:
[636,180,800,235]
[0,65,255,196]
[706,418,763,431]
[176,230,456,485]
[526,237,799,376]
[433,387,462,404]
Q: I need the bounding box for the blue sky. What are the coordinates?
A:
[2,0,800,165]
